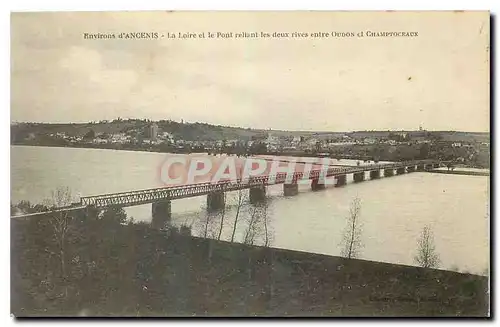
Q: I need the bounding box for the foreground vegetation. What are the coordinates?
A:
[11,199,488,317]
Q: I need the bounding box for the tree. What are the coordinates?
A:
[419,143,430,159]
[83,129,95,140]
[314,141,321,153]
[243,204,261,245]
[340,197,363,259]
[198,209,218,239]
[414,225,440,268]
[240,197,273,247]
[216,192,227,241]
[249,141,267,155]
[43,187,75,298]
[261,200,272,247]
[100,206,128,226]
[202,211,211,238]
[230,189,247,242]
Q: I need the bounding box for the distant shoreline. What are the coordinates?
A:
[11,142,492,173]
[9,141,375,161]
[428,169,490,176]
[11,142,185,156]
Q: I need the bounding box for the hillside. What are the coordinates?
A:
[10,119,490,143]
[11,120,306,142]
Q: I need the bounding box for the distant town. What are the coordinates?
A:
[11,118,490,168]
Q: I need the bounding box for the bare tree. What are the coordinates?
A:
[230,189,247,242]
[242,200,273,247]
[203,211,210,238]
[193,207,220,265]
[414,225,440,268]
[43,186,75,297]
[243,205,261,245]
[340,197,363,259]
[189,202,215,239]
[216,192,227,241]
[199,210,220,239]
[261,200,272,247]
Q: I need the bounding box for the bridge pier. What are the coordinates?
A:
[407,166,416,173]
[249,185,266,203]
[335,174,347,187]
[283,183,299,196]
[384,168,394,177]
[369,170,380,179]
[207,191,225,211]
[396,167,406,175]
[417,164,425,171]
[311,178,325,191]
[353,172,365,183]
[151,199,172,229]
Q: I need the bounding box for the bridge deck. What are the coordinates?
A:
[80,160,437,208]
[11,159,439,218]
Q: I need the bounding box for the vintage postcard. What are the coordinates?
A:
[10,11,490,317]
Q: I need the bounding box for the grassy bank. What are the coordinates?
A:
[12,218,489,317]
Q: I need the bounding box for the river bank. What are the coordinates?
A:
[12,218,489,317]
[10,140,362,158]
[157,237,489,317]
[428,169,490,177]
[11,140,488,166]
[8,142,384,162]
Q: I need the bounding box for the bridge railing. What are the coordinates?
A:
[80,180,230,206]
[80,159,439,207]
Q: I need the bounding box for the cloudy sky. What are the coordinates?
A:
[11,11,489,132]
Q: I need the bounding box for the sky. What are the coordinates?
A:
[11,11,490,132]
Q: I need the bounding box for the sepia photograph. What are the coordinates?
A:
[10,11,490,317]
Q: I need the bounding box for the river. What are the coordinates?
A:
[11,145,490,275]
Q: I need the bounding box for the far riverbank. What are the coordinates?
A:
[10,141,489,169]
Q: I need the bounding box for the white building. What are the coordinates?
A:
[363,138,377,145]
[110,133,128,143]
[265,133,280,151]
[158,131,174,143]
